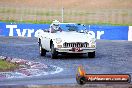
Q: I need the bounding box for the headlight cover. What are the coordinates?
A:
[90,38,96,44]
[89,38,96,48]
[56,38,62,44]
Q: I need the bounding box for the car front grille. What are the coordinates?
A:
[63,42,89,48]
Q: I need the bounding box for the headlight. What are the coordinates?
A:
[90,38,96,44]
[89,38,96,48]
[56,38,62,44]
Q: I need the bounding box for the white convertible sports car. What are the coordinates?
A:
[38,20,96,59]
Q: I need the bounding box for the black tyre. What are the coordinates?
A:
[51,43,58,59]
[88,51,95,58]
[39,44,46,56]
[76,76,86,85]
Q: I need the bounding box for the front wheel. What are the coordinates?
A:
[39,44,46,56]
[51,43,58,59]
[88,51,95,58]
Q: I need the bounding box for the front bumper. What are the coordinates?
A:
[56,47,96,53]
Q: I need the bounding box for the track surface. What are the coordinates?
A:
[0,37,132,85]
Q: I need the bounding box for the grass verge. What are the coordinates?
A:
[0,59,18,72]
[0,20,52,24]
[0,20,131,26]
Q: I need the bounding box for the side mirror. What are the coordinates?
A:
[83,24,85,27]
[84,30,89,34]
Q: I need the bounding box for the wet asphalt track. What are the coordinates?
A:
[0,37,132,85]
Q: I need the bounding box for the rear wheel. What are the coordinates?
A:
[88,51,95,58]
[51,43,58,59]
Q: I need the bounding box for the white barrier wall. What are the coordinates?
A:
[128,26,132,41]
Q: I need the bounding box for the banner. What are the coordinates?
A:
[0,22,129,40]
[0,22,49,37]
[128,26,132,41]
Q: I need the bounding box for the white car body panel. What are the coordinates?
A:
[38,23,96,54]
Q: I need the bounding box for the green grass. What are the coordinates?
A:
[0,20,52,24]
[86,22,132,26]
[0,59,18,71]
[1,20,132,26]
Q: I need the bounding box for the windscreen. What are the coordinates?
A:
[60,24,86,32]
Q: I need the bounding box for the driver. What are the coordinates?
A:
[49,20,62,33]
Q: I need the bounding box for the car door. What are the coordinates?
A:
[41,32,51,51]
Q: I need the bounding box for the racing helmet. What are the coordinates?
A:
[51,20,60,31]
